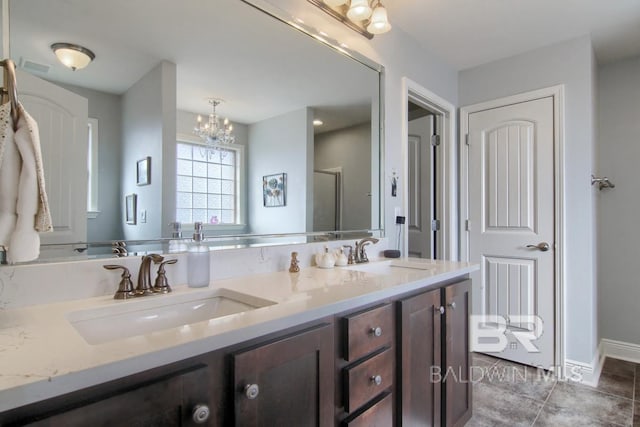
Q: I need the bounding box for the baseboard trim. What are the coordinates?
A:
[600,338,640,365]
[564,350,603,387]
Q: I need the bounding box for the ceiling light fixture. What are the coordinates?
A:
[308,0,391,39]
[51,43,95,71]
[313,119,324,126]
[194,98,235,157]
[346,0,372,21]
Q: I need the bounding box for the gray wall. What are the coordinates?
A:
[314,122,371,230]
[248,108,313,234]
[459,36,598,366]
[121,61,176,240]
[57,83,124,242]
[597,55,640,345]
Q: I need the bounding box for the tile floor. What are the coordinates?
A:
[467,353,640,426]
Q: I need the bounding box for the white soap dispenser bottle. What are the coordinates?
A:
[187,222,210,288]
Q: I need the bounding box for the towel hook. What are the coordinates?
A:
[591,174,615,191]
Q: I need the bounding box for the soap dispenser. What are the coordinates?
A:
[187,222,210,288]
[168,221,188,253]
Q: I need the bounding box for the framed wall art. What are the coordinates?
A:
[263,173,286,207]
[137,156,151,186]
[125,193,137,224]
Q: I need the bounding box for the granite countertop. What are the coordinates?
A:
[0,258,477,412]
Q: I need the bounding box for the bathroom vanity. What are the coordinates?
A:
[0,259,477,426]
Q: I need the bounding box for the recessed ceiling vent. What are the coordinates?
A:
[19,57,51,74]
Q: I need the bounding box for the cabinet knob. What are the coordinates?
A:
[370,375,382,386]
[448,302,456,310]
[370,326,383,337]
[244,383,260,400]
[438,306,445,315]
[192,404,210,424]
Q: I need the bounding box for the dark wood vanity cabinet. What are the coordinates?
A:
[232,323,334,427]
[337,304,395,426]
[0,277,472,427]
[443,280,472,427]
[4,365,215,427]
[398,288,442,427]
[397,279,472,427]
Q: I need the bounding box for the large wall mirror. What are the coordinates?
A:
[4,0,383,261]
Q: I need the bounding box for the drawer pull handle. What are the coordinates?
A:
[370,326,383,337]
[371,375,382,386]
[448,302,456,310]
[192,404,210,424]
[244,383,260,400]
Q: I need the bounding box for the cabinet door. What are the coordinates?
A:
[444,280,472,427]
[233,323,334,427]
[23,366,212,427]
[398,289,441,427]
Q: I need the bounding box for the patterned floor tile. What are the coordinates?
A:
[546,381,632,426]
[470,381,543,427]
[477,359,556,402]
[534,403,626,427]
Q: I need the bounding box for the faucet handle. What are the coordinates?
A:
[111,241,128,257]
[104,265,136,299]
[153,259,177,294]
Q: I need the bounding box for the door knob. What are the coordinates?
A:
[526,242,550,252]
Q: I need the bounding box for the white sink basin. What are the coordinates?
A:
[343,259,435,275]
[67,288,276,345]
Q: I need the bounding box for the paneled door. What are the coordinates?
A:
[407,114,434,258]
[17,70,88,245]
[467,96,555,368]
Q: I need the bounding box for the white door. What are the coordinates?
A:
[467,96,555,368]
[408,115,434,258]
[17,70,88,245]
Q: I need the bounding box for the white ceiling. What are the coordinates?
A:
[386,0,640,70]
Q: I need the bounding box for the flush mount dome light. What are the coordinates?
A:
[51,43,95,71]
[313,119,324,126]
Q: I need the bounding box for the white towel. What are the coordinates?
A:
[0,102,53,263]
[0,103,20,246]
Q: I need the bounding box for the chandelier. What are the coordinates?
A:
[308,0,391,38]
[194,98,235,149]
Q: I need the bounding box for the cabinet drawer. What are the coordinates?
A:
[344,348,393,412]
[342,392,393,427]
[343,304,393,361]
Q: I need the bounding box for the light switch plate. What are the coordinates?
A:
[140,210,147,223]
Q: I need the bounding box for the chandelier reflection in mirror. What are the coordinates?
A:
[193,98,235,158]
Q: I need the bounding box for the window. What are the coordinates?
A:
[87,118,99,218]
[176,142,238,225]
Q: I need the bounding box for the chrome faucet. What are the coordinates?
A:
[136,254,164,296]
[355,237,379,263]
